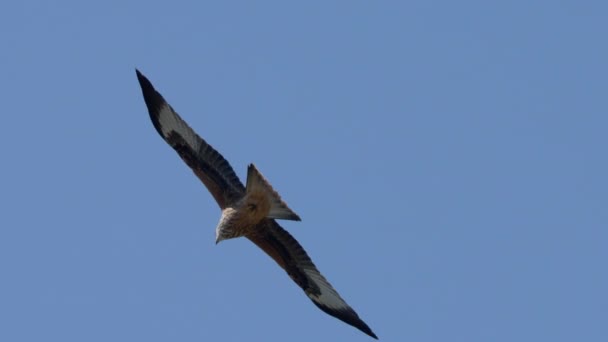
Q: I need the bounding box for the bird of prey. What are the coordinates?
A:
[135,69,377,339]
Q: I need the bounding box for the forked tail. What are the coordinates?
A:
[245,164,301,221]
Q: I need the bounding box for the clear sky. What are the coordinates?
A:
[1,1,606,341]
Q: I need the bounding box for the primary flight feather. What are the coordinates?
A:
[135,69,377,339]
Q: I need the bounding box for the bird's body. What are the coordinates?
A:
[215,163,301,243]
[135,69,377,339]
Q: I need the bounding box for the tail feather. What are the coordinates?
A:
[246,164,301,221]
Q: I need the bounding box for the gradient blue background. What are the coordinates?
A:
[1,1,606,341]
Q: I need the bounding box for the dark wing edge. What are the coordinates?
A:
[247,220,378,339]
[135,69,245,208]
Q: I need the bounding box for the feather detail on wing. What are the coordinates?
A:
[136,69,245,208]
[247,220,378,339]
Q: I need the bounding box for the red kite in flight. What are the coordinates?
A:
[136,69,377,339]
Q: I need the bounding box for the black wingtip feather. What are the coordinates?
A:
[312,301,378,339]
[135,69,168,139]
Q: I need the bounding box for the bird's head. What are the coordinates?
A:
[215,230,226,245]
[215,209,238,245]
[215,224,228,245]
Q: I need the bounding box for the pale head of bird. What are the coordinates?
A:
[215,226,230,244]
[215,222,230,245]
[214,197,271,244]
[215,207,239,244]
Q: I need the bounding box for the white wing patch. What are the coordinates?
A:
[157,103,201,151]
[303,268,350,310]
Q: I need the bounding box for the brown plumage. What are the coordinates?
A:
[136,69,377,339]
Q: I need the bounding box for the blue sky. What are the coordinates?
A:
[1,1,606,341]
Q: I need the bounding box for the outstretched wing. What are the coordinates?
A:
[247,220,377,339]
[136,69,245,208]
